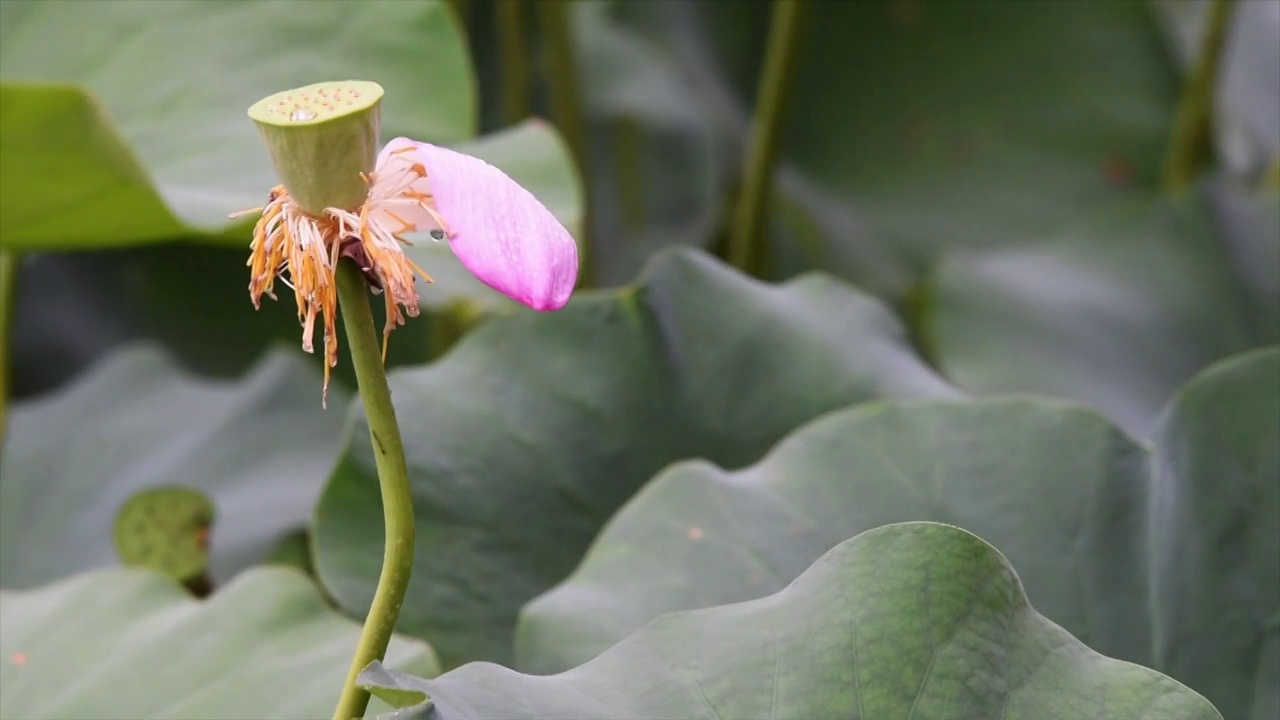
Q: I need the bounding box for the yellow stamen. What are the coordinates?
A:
[384,208,417,235]
[381,290,394,363]
[422,206,452,236]
[228,205,264,220]
[405,256,434,284]
[242,158,444,406]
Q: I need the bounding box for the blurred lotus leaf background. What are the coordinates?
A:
[0,1,1275,719]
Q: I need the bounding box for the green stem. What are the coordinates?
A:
[537,0,592,285]
[447,0,468,33]
[0,250,18,451]
[728,0,807,276]
[1265,154,1280,190]
[330,261,416,720]
[613,117,648,230]
[497,0,531,125]
[1162,0,1236,192]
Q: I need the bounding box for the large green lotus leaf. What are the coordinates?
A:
[0,566,438,719]
[519,348,1279,715]
[536,2,1266,432]
[0,343,348,588]
[1149,347,1280,720]
[404,118,584,313]
[0,84,186,249]
[585,1,1176,295]
[924,195,1257,437]
[518,398,1153,675]
[313,248,959,667]
[361,523,1220,720]
[775,0,1175,288]
[753,2,1266,419]
[0,0,474,249]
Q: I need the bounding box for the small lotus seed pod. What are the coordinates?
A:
[113,486,215,583]
[247,80,385,216]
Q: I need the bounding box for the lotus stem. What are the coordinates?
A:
[728,0,807,275]
[330,260,416,720]
[1162,0,1236,192]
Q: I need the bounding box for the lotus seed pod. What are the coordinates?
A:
[113,486,215,583]
[248,80,385,216]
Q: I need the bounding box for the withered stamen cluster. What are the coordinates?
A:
[238,151,441,406]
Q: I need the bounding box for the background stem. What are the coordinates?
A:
[1265,154,1280,190]
[727,0,807,276]
[497,0,531,125]
[447,0,468,33]
[1161,0,1236,192]
[0,250,17,452]
[537,0,592,285]
[613,118,648,231]
[330,261,416,720]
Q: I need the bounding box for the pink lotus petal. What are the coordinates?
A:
[378,136,579,311]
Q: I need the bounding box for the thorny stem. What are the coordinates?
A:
[497,0,531,125]
[728,0,807,275]
[1162,0,1236,193]
[0,251,16,452]
[330,261,416,720]
[537,0,592,285]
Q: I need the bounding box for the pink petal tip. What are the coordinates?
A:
[379,137,579,311]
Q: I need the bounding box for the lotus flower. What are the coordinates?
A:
[236,83,579,406]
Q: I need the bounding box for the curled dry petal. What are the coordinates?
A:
[375,136,580,311]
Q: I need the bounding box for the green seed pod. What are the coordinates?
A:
[113,486,215,583]
[248,80,385,216]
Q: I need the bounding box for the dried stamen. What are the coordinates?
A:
[236,147,443,406]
